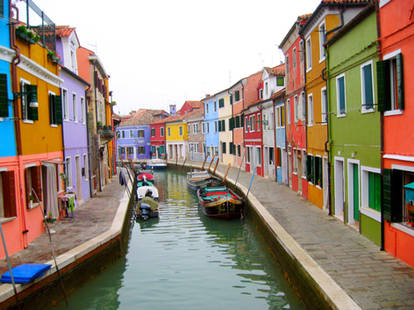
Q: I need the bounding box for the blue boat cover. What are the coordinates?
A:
[1,264,52,284]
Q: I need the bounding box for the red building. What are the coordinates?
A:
[150,118,167,159]
[243,71,263,176]
[379,0,414,267]
[279,14,310,197]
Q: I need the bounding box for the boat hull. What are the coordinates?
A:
[197,188,243,219]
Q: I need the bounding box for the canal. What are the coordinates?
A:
[49,169,306,310]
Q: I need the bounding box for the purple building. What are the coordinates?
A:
[56,26,91,203]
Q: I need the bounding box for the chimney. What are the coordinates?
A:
[169,104,176,116]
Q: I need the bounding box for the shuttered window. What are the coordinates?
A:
[383,169,402,222]
[368,172,381,212]
[336,74,346,116]
[235,90,240,102]
[0,74,9,117]
[25,166,42,207]
[49,93,63,125]
[219,98,224,108]
[222,142,226,154]
[21,83,38,121]
[0,171,17,218]
[361,63,374,111]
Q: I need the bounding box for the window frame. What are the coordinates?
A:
[306,37,312,72]
[307,94,314,126]
[360,60,375,113]
[72,92,77,122]
[321,87,327,123]
[62,88,69,121]
[319,22,326,62]
[336,73,347,117]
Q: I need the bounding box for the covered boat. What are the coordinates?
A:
[197,186,243,219]
[136,196,159,220]
[187,170,223,191]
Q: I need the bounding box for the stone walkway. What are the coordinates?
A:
[177,159,414,310]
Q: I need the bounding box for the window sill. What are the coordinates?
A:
[27,202,41,210]
[23,120,34,124]
[360,207,381,222]
[337,114,346,118]
[391,223,414,237]
[384,110,403,117]
[361,108,375,114]
[50,124,58,128]
[0,216,17,224]
[301,176,307,180]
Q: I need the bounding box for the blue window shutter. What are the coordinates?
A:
[338,77,345,114]
[0,74,8,117]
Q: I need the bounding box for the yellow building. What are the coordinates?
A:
[165,115,187,160]
[300,2,369,210]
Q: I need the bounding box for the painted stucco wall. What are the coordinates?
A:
[116,125,151,160]
[203,97,219,156]
[218,94,233,165]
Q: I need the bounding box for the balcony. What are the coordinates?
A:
[99,125,114,142]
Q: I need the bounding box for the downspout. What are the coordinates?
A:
[85,86,93,197]
[375,2,385,251]
[10,2,29,247]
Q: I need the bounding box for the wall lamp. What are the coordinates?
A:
[13,86,38,108]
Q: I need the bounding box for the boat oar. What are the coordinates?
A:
[235,149,246,186]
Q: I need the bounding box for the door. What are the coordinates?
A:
[298,151,302,193]
[288,150,292,187]
[323,157,329,210]
[353,164,359,222]
[334,159,344,220]
[76,156,82,201]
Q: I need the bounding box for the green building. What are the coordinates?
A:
[326,6,381,246]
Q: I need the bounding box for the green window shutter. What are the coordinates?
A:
[383,169,402,222]
[235,91,240,102]
[311,156,315,183]
[55,95,62,124]
[338,77,345,114]
[218,120,221,132]
[222,120,225,131]
[368,172,381,212]
[241,115,244,127]
[49,93,53,124]
[235,116,240,128]
[306,155,312,180]
[363,64,373,109]
[27,85,38,121]
[230,95,233,105]
[0,74,9,117]
[376,60,391,112]
[396,53,404,110]
[229,118,232,130]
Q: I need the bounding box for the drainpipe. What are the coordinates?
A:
[85,86,93,198]
[375,2,385,251]
[299,31,307,191]
[10,2,29,247]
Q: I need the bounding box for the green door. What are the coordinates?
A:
[353,164,359,222]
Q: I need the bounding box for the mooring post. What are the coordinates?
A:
[223,163,231,182]
[201,155,207,170]
[213,157,219,174]
[246,167,256,198]
[182,157,187,168]
[235,150,246,186]
[208,154,215,171]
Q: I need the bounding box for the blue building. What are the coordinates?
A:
[116,109,168,162]
[202,91,222,160]
[274,91,287,184]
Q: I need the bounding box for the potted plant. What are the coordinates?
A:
[45,212,56,223]
[96,121,103,130]
[47,50,60,64]
[16,25,40,44]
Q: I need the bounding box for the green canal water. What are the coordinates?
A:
[50,170,305,310]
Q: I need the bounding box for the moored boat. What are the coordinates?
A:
[187,170,223,191]
[147,159,167,169]
[197,186,243,219]
[136,180,159,220]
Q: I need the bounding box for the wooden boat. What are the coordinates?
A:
[187,170,223,191]
[137,184,159,201]
[147,159,167,169]
[197,186,243,219]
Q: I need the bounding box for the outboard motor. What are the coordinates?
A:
[139,203,152,220]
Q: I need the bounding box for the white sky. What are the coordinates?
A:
[31,0,320,115]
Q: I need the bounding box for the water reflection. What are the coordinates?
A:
[51,169,304,310]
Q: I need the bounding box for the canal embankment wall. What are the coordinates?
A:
[180,161,360,310]
[0,167,136,309]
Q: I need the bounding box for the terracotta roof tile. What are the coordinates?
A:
[55,26,75,37]
[120,109,168,126]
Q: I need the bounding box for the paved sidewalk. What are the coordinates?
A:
[177,159,414,310]
[0,177,125,275]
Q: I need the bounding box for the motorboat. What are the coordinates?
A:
[197,186,243,219]
[147,158,167,169]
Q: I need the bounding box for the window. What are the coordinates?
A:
[293,150,298,173]
[308,94,314,125]
[299,40,304,63]
[306,37,312,71]
[72,93,77,122]
[269,147,274,165]
[294,95,298,122]
[321,87,327,123]
[179,126,183,136]
[118,147,125,158]
[80,97,85,123]
[160,127,164,137]
[127,147,134,158]
[256,113,261,132]
[235,90,240,102]
[0,171,17,218]
[246,147,251,163]
[20,80,38,122]
[245,117,248,132]
[287,99,291,124]
[214,121,218,132]
[360,61,375,112]
[121,131,125,138]
[259,88,263,99]
[264,82,268,98]
[301,91,306,121]
[230,94,233,105]
[293,47,297,70]
[238,145,241,157]
[222,142,226,154]
[138,146,145,155]
[314,156,322,187]
[49,92,63,125]
[25,166,42,206]
[206,123,209,133]
[65,158,73,188]
[362,169,381,213]
[138,130,144,138]
[336,74,346,116]
[219,98,224,108]
[206,103,209,113]
[214,101,217,112]
[319,22,326,61]
[286,55,289,74]
[276,76,284,86]
[168,127,171,136]
[83,153,88,180]
[378,52,404,112]
[151,128,156,137]
[62,89,68,120]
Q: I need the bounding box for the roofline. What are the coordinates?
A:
[279,20,299,49]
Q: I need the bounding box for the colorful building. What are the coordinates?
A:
[165,114,187,161]
[280,14,310,197]
[56,26,91,204]
[217,91,232,165]
[202,93,220,160]
[378,0,414,267]
[150,119,167,159]
[300,0,370,210]
[228,78,246,167]
[326,5,381,245]
[186,107,204,161]
[273,89,287,184]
